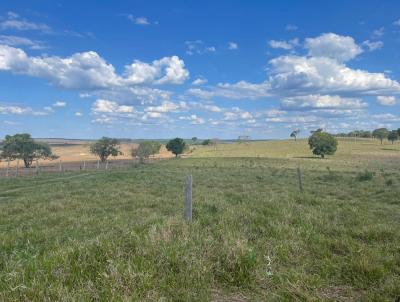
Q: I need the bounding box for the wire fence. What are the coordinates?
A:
[0,157,168,179]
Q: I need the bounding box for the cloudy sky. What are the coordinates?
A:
[1,0,400,139]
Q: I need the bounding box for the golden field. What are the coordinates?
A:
[0,141,173,168]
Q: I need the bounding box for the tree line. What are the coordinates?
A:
[334,128,400,144]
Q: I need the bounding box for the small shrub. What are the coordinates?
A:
[356,170,374,182]
[385,179,394,186]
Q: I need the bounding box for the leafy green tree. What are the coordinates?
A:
[308,131,338,158]
[131,141,161,162]
[372,128,389,144]
[166,138,186,157]
[191,137,198,144]
[388,130,398,144]
[0,133,58,168]
[90,137,122,162]
[290,129,300,141]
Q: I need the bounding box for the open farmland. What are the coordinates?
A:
[0,139,399,300]
[190,138,400,171]
[0,140,173,170]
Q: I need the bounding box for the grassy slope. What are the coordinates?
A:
[1,140,400,301]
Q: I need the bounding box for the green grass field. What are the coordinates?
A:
[1,140,400,301]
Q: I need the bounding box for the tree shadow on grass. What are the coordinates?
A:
[381,148,400,152]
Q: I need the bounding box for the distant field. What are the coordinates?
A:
[0,139,399,300]
[190,138,400,171]
[0,141,173,169]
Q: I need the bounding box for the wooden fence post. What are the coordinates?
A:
[97,160,100,170]
[105,160,109,170]
[36,159,39,175]
[83,161,86,171]
[184,175,193,221]
[297,167,304,192]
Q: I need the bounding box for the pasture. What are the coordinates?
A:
[0,139,399,300]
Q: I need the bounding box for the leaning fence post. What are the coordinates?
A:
[184,175,193,221]
[297,167,304,192]
[6,159,10,177]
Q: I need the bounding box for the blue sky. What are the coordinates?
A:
[0,0,400,139]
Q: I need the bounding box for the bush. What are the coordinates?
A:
[308,131,338,158]
[202,139,212,146]
[131,141,161,162]
[385,179,394,186]
[356,170,374,181]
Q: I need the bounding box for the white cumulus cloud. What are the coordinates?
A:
[377,96,397,106]
[268,55,400,95]
[305,33,363,62]
[92,99,135,113]
[53,101,66,107]
[228,42,238,50]
[281,95,367,110]
[269,38,299,50]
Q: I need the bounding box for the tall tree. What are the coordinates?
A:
[90,137,122,162]
[0,133,58,168]
[372,128,389,144]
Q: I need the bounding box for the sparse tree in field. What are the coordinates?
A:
[308,131,338,158]
[397,128,400,137]
[166,138,186,157]
[290,129,300,141]
[388,130,398,144]
[0,133,58,168]
[90,137,122,162]
[372,128,389,144]
[191,137,198,144]
[131,141,161,162]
